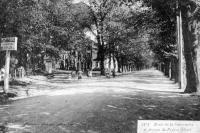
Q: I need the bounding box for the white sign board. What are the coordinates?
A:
[138,120,200,133]
[1,37,17,51]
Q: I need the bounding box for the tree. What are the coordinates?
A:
[80,0,119,75]
[180,0,200,93]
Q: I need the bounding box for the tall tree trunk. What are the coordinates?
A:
[116,56,121,73]
[170,59,175,80]
[113,56,116,71]
[96,32,105,75]
[109,43,111,75]
[164,61,170,77]
[100,45,105,75]
[194,45,200,92]
[161,63,165,73]
[121,57,124,72]
[174,59,179,83]
[78,51,81,71]
[113,53,116,77]
[182,21,197,93]
[180,2,200,93]
[191,21,200,92]
[100,21,105,75]
[191,20,200,93]
[169,61,172,79]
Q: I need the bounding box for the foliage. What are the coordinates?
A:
[2,0,196,88]
[0,0,92,72]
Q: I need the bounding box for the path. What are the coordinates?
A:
[0,69,200,133]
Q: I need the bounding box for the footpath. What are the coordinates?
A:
[0,70,134,100]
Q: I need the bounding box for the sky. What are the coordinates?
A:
[72,0,90,5]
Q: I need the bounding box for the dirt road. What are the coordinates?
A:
[0,69,200,133]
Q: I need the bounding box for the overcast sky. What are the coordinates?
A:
[72,0,90,5]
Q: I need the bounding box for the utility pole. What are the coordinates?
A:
[177,0,183,89]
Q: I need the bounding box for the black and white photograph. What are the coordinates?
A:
[0,0,200,132]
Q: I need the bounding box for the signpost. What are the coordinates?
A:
[1,37,17,93]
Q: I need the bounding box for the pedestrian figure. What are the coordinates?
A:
[77,71,82,79]
[18,66,25,78]
[105,69,111,78]
[71,71,76,78]
[112,69,116,78]
[87,69,92,77]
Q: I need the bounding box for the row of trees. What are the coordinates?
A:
[1,0,200,93]
[141,0,200,93]
[108,0,200,94]
[80,0,155,74]
[0,0,153,75]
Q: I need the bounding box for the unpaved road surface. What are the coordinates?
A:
[0,69,200,133]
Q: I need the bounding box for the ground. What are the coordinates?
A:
[0,69,200,133]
